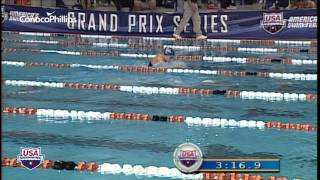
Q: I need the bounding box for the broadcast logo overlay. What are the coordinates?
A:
[17,147,45,170]
[173,143,280,173]
[173,143,203,173]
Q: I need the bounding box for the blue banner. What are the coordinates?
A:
[1,5,317,39]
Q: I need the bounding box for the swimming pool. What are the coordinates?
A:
[2,31,317,179]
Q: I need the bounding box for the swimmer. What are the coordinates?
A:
[148,47,175,67]
[148,47,186,68]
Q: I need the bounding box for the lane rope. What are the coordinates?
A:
[2,30,317,47]
[2,157,293,180]
[2,38,317,54]
[2,107,317,132]
[1,31,314,180]
[1,48,317,65]
[2,61,317,81]
[3,80,317,102]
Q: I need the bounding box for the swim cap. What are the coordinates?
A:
[164,47,175,56]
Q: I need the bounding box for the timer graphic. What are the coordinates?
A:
[199,158,280,172]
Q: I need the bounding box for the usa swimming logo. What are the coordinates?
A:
[261,12,286,34]
[173,143,203,173]
[17,147,45,170]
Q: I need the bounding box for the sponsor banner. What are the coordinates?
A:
[1,5,317,39]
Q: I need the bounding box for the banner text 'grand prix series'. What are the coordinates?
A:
[1,5,317,39]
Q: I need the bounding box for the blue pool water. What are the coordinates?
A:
[2,33,317,180]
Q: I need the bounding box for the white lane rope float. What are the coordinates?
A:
[2,38,317,54]
[2,156,296,180]
[2,61,317,81]
[2,107,317,132]
[2,30,317,47]
[3,80,317,102]
[2,48,317,66]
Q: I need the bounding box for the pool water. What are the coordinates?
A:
[2,33,317,180]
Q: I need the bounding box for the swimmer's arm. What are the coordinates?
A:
[150,54,162,64]
[151,54,161,59]
[151,54,160,60]
[151,54,167,64]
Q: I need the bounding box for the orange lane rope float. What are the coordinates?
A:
[2,38,317,54]
[3,79,318,102]
[2,157,296,180]
[2,61,316,81]
[2,30,317,47]
[2,107,317,132]
[1,47,316,66]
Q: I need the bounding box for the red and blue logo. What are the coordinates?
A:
[261,12,287,34]
[179,150,197,167]
[173,143,203,173]
[17,147,45,170]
